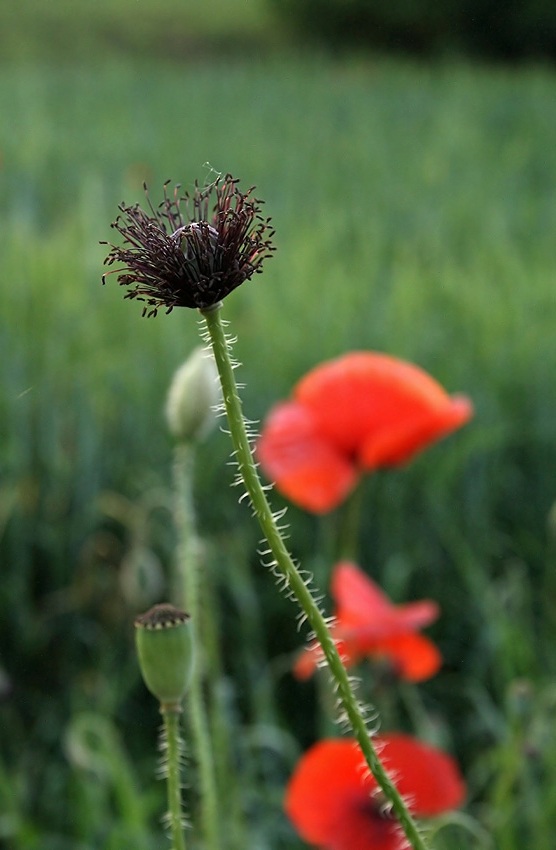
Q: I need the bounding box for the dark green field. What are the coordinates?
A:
[2,3,556,848]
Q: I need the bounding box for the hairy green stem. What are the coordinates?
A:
[161,705,186,850]
[172,444,221,850]
[201,303,429,850]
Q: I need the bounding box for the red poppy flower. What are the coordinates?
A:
[285,735,465,850]
[257,352,473,513]
[293,562,441,682]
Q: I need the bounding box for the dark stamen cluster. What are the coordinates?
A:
[102,174,275,315]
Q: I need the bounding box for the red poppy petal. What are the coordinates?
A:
[292,644,322,680]
[332,562,439,634]
[257,401,357,513]
[295,352,473,465]
[387,600,440,632]
[285,739,399,850]
[359,394,473,469]
[378,734,466,816]
[285,736,465,850]
[337,604,439,643]
[368,633,442,681]
[331,561,394,625]
[293,635,355,680]
[330,630,441,681]
[285,740,369,842]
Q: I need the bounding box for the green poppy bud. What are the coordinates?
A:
[134,604,194,707]
[165,347,220,443]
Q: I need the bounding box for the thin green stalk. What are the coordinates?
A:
[203,582,249,850]
[201,303,429,850]
[337,478,366,561]
[173,444,221,850]
[160,705,187,850]
[172,444,198,610]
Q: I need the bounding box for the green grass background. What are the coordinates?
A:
[2,2,556,848]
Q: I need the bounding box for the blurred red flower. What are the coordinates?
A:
[257,351,473,513]
[294,562,441,682]
[285,735,465,850]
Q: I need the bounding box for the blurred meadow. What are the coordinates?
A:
[2,1,556,848]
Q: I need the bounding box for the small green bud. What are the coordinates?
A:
[134,604,194,706]
[165,347,220,443]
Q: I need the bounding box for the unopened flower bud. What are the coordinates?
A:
[165,347,220,443]
[134,604,194,706]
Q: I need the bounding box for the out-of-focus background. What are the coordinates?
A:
[2,1,556,848]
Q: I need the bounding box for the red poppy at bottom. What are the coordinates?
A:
[285,735,465,850]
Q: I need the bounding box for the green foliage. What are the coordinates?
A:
[0,0,278,63]
[270,0,556,60]
[1,50,556,848]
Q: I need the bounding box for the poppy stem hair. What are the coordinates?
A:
[161,704,187,850]
[200,302,430,850]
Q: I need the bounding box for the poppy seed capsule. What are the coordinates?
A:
[172,222,219,278]
[134,604,194,706]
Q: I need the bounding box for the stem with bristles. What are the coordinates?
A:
[200,302,429,850]
[160,704,186,850]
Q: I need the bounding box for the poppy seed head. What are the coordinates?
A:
[102,173,275,316]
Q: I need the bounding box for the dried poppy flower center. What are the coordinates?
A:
[172,222,218,249]
[102,173,275,314]
[171,222,219,278]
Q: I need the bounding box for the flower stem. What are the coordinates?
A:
[172,443,198,610]
[201,304,429,850]
[172,444,221,850]
[337,478,366,561]
[160,704,186,850]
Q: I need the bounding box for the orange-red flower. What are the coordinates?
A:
[285,735,465,850]
[257,351,473,513]
[294,562,441,682]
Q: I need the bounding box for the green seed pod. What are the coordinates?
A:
[165,346,220,443]
[134,604,194,707]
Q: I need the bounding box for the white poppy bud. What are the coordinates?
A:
[165,347,220,443]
